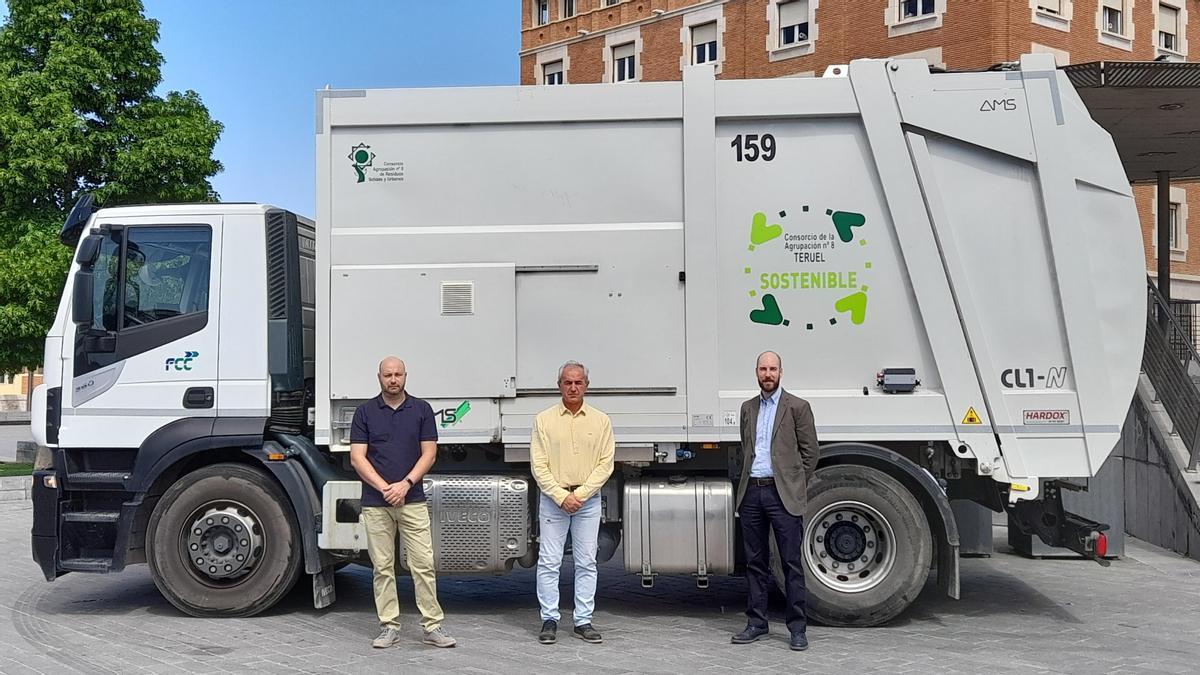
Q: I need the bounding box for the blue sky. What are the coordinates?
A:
[4,1,521,216]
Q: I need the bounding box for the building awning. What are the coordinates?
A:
[1063,60,1200,182]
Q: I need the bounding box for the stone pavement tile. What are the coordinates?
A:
[0,657,48,675]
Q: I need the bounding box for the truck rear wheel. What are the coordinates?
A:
[146,463,302,617]
[771,464,932,627]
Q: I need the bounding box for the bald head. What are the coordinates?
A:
[377,356,407,398]
[756,351,782,369]
[379,356,405,374]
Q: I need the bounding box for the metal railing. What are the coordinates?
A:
[1143,280,1200,471]
[1166,299,1200,361]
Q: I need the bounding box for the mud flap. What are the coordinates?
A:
[937,538,960,599]
[312,565,336,610]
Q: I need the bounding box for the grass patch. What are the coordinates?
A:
[0,463,34,477]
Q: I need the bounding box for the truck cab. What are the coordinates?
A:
[32,201,322,616]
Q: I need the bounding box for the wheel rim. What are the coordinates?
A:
[805,500,897,594]
[180,500,265,586]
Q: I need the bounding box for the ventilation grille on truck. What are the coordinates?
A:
[265,210,289,320]
[440,281,474,316]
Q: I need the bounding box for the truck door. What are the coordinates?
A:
[58,217,222,448]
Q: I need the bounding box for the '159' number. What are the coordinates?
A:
[731,133,777,162]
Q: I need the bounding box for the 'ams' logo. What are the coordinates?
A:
[980,98,1018,112]
[166,351,199,371]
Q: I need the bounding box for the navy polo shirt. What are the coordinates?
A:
[350,394,438,507]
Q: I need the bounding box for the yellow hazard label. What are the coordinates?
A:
[962,407,983,425]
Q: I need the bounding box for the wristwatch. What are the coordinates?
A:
[404,477,415,488]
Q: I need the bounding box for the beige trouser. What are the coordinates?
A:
[362,503,444,631]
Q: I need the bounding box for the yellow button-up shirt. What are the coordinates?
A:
[530,401,615,506]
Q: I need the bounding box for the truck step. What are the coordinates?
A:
[62,511,120,524]
[59,557,113,573]
[66,472,128,489]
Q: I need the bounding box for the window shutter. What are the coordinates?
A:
[1161,4,1179,32]
[692,22,717,45]
[779,0,808,27]
[544,60,563,77]
[614,43,635,60]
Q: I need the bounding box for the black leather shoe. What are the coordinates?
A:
[538,619,557,644]
[731,625,769,644]
[573,623,603,643]
[790,632,809,651]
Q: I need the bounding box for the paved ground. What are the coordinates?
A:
[2,500,1198,674]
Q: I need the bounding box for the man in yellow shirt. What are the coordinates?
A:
[530,361,615,645]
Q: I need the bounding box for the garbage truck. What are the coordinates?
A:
[30,54,1144,626]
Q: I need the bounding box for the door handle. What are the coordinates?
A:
[183,387,214,409]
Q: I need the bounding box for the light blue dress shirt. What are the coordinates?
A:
[750,388,781,478]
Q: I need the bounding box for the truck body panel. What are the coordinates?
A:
[32,55,1141,624]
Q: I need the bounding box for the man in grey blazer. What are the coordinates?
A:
[731,351,819,652]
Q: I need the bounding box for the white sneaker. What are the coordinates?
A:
[372,626,401,648]
[422,626,457,648]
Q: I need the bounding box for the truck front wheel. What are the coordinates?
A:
[772,464,932,627]
[146,463,302,617]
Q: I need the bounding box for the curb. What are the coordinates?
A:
[0,475,33,502]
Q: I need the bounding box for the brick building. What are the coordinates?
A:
[520,0,1200,296]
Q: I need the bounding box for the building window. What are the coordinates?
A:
[768,0,817,60]
[886,0,944,37]
[1097,0,1134,50]
[901,0,936,20]
[779,0,810,46]
[613,43,636,82]
[535,45,570,86]
[536,0,549,26]
[604,0,621,6]
[543,60,564,85]
[691,22,718,64]
[1038,0,1063,14]
[681,7,725,72]
[1154,185,1189,261]
[562,0,575,19]
[1170,202,1181,249]
[1160,3,1180,51]
[1032,0,1072,31]
[1102,1,1125,35]
[1155,1,1188,58]
[1103,6,1123,34]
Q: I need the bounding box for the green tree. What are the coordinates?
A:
[0,0,222,372]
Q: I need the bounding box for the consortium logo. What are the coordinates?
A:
[742,204,872,332]
[347,142,404,184]
[348,143,375,183]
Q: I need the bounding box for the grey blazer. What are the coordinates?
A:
[736,389,820,517]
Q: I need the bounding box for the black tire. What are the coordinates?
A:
[771,464,932,627]
[146,463,303,617]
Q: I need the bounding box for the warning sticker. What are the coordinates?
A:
[962,407,983,425]
[1023,409,1070,425]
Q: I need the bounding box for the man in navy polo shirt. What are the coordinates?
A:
[350,356,456,649]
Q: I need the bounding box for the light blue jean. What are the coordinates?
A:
[536,492,601,626]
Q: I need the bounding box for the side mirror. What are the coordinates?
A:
[75,234,102,266]
[72,270,94,326]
